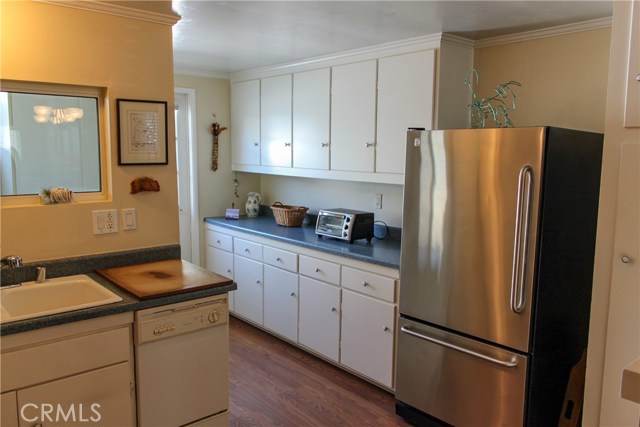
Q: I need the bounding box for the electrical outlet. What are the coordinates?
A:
[122,208,137,231]
[374,193,383,209]
[92,209,119,234]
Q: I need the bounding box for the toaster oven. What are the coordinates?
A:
[315,209,374,244]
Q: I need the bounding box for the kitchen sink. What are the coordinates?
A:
[0,275,123,323]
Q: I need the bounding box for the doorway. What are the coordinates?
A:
[174,89,200,265]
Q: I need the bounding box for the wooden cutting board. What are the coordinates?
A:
[97,259,233,299]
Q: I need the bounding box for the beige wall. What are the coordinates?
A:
[173,74,260,266]
[473,28,611,133]
[0,1,179,262]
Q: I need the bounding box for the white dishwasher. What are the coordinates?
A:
[135,294,229,427]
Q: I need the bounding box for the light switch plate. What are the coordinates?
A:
[122,208,137,231]
[92,209,118,234]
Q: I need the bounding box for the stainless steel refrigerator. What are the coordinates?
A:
[395,127,603,427]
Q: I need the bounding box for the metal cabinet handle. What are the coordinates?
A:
[314,267,321,273]
[216,240,221,244]
[290,292,296,297]
[364,143,376,148]
[331,307,337,312]
[400,326,518,368]
[227,269,232,274]
[510,165,533,314]
[253,142,259,147]
[276,257,282,262]
[621,255,632,264]
[256,280,262,285]
[284,142,291,147]
[244,248,250,253]
[362,281,369,287]
[383,326,390,332]
[321,143,329,147]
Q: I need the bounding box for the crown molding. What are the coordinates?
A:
[174,67,231,80]
[474,16,612,48]
[231,33,444,82]
[38,1,181,26]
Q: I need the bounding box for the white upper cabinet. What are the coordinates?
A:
[330,60,377,172]
[377,50,435,174]
[261,74,293,166]
[293,68,331,170]
[231,79,261,166]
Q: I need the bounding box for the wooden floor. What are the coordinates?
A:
[228,316,409,427]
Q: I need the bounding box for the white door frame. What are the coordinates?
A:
[175,87,200,265]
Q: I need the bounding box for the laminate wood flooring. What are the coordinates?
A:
[229,316,409,427]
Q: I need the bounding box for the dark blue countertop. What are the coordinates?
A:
[204,216,401,269]
[0,245,236,336]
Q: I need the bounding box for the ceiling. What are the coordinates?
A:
[171,1,612,77]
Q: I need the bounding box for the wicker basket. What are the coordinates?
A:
[271,202,309,227]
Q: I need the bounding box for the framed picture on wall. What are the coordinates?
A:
[117,99,168,165]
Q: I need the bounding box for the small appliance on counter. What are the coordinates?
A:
[315,208,374,244]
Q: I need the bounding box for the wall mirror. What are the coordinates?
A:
[0,81,102,197]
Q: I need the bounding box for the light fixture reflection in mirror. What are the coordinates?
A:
[33,106,84,124]
[0,90,101,197]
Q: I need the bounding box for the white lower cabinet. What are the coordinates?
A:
[264,265,299,342]
[299,276,341,362]
[205,224,399,390]
[341,289,395,388]
[1,314,135,427]
[233,254,264,325]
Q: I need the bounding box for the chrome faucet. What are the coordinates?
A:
[1,255,23,268]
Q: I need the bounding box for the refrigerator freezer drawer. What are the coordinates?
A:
[396,317,528,427]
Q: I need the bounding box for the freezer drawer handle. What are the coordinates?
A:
[400,326,518,368]
[510,165,533,314]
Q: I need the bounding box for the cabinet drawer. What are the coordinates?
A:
[206,230,233,252]
[299,255,340,285]
[263,246,298,272]
[1,326,130,392]
[342,266,396,302]
[234,238,262,261]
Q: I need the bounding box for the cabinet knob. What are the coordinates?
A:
[362,281,369,287]
[321,142,329,147]
[256,280,262,285]
[253,142,259,147]
[331,307,337,312]
[216,240,221,244]
[383,326,391,332]
[285,142,291,147]
[314,267,321,273]
[276,257,282,262]
[621,255,632,264]
[290,292,296,297]
[364,142,376,148]
[244,248,250,253]
[636,73,640,82]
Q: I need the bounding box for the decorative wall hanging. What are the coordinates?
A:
[210,114,227,171]
[465,69,522,128]
[117,99,168,165]
[130,176,160,194]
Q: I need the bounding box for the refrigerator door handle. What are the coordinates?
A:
[510,165,533,314]
[399,326,519,368]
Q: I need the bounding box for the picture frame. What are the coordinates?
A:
[117,99,168,165]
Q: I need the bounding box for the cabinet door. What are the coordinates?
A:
[298,276,341,362]
[341,289,395,388]
[1,392,17,427]
[206,246,235,312]
[264,265,299,342]
[330,60,377,172]
[231,80,260,165]
[261,74,292,167]
[206,246,233,279]
[377,50,435,174]
[293,68,330,169]
[233,255,263,325]
[17,362,134,427]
